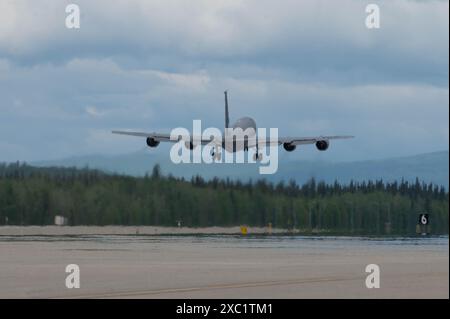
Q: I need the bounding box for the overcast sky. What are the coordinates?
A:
[0,0,448,162]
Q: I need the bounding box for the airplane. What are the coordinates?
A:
[112,91,354,161]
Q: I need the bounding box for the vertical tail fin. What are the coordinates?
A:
[224,90,230,129]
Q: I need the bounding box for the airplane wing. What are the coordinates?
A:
[277,135,354,146]
[112,130,353,149]
[111,130,219,145]
[246,135,354,148]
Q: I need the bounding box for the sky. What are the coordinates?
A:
[0,0,448,162]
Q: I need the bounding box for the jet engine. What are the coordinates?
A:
[184,141,197,150]
[315,140,329,151]
[283,143,296,152]
[146,137,160,148]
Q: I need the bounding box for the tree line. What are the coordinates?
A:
[0,162,448,235]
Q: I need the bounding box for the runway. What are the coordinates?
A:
[0,234,447,298]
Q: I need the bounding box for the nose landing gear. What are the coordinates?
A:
[211,147,222,161]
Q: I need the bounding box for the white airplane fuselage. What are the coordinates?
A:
[223,116,257,153]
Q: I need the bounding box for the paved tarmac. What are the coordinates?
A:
[0,233,447,298]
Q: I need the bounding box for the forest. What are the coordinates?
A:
[0,162,448,235]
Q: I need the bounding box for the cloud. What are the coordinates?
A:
[0,0,447,85]
[85,106,103,117]
[0,1,447,162]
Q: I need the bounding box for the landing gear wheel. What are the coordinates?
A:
[211,147,221,161]
[253,152,263,162]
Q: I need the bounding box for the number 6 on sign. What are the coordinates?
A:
[419,214,429,225]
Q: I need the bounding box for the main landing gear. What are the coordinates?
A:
[210,147,222,161]
[252,146,263,162]
[210,146,262,162]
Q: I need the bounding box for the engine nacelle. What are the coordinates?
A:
[184,141,197,150]
[315,140,329,151]
[146,137,160,148]
[283,143,296,152]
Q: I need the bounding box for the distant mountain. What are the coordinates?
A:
[274,151,449,187]
[33,150,449,188]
